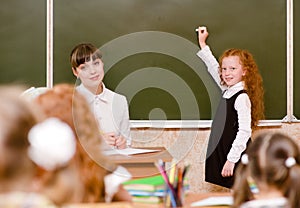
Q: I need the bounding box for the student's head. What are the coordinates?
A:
[219,49,256,87]
[70,43,104,93]
[0,86,39,191]
[219,48,264,127]
[34,83,115,202]
[0,85,83,205]
[33,83,106,158]
[27,117,81,205]
[233,132,300,208]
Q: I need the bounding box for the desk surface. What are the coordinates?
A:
[109,147,173,178]
[109,147,172,164]
[65,192,231,208]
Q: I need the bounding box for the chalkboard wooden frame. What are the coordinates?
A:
[1,0,298,127]
[38,0,300,125]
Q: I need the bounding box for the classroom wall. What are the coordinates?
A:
[131,123,300,193]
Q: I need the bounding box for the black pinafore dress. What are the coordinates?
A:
[205,90,250,188]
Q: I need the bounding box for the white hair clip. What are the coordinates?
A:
[285,157,296,168]
[21,87,49,100]
[241,154,249,165]
[28,118,76,171]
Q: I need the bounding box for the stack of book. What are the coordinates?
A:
[122,175,166,204]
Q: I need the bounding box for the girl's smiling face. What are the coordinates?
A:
[72,57,104,92]
[221,55,246,87]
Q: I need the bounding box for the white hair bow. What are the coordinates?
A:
[28,118,76,171]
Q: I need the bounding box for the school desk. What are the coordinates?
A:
[63,192,231,208]
[109,147,173,178]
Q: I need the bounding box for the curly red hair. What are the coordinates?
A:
[219,49,265,129]
[34,83,115,202]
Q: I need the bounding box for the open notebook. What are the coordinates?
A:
[103,147,161,156]
[190,196,233,207]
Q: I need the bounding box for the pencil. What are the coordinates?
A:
[166,159,177,206]
[155,159,178,207]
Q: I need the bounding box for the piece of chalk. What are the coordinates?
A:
[195,28,204,33]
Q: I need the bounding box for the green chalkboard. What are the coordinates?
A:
[0,0,46,86]
[0,0,290,120]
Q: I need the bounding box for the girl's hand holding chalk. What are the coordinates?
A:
[196,26,208,49]
[196,26,206,33]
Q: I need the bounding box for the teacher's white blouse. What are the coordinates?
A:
[76,83,131,146]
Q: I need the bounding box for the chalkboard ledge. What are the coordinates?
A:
[130,120,283,129]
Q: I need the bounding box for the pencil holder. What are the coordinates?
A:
[163,186,184,207]
[156,159,189,207]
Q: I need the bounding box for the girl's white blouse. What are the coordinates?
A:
[197,46,252,163]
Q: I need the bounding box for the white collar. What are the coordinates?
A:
[77,83,108,103]
[223,81,245,98]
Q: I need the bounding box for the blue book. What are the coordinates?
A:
[128,189,166,197]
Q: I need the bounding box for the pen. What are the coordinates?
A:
[182,164,190,179]
[100,130,118,149]
[113,132,121,149]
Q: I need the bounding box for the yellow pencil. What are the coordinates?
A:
[166,159,176,206]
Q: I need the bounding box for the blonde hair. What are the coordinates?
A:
[219,49,265,129]
[0,86,39,180]
[232,132,300,208]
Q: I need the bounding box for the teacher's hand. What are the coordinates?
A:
[115,135,127,149]
[103,132,127,149]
